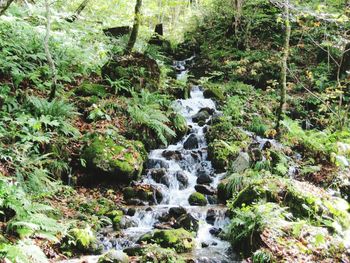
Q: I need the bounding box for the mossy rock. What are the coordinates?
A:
[203,83,225,101]
[106,210,124,230]
[138,228,195,253]
[139,244,186,263]
[83,135,146,184]
[67,227,102,254]
[208,140,240,172]
[98,249,129,263]
[75,83,108,98]
[188,192,207,206]
[102,52,160,93]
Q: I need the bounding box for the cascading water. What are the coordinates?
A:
[97,57,238,262]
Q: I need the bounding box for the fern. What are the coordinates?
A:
[28,96,77,119]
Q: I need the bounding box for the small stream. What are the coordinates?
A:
[96,58,238,262]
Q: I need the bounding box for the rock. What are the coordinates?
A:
[195,184,216,195]
[103,26,131,37]
[160,175,171,187]
[146,159,170,169]
[203,85,225,101]
[139,245,187,262]
[169,207,187,218]
[197,174,213,185]
[206,209,216,225]
[231,152,250,173]
[154,222,174,230]
[209,227,222,237]
[123,245,143,256]
[184,134,199,149]
[125,199,147,206]
[106,210,123,230]
[149,168,167,182]
[75,83,108,98]
[176,171,189,189]
[176,213,199,232]
[83,135,145,184]
[123,184,163,205]
[126,208,136,217]
[201,242,209,248]
[249,148,263,162]
[192,110,210,123]
[138,228,195,253]
[98,249,129,263]
[118,216,137,229]
[207,195,217,204]
[188,192,207,206]
[162,150,183,161]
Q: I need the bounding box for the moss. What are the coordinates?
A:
[188,192,207,206]
[76,83,108,98]
[98,249,129,263]
[208,140,240,172]
[83,135,145,183]
[203,83,225,101]
[139,245,186,263]
[106,210,124,230]
[139,228,195,253]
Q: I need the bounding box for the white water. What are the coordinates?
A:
[97,59,237,262]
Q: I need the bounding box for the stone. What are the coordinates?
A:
[206,209,216,225]
[146,159,169,169]
[184,134,199,149]
[160,175,171,187]
[195,184,216,195]
[176,171,189,189]
[209,227,222,237]
[176,213,199,232]
[162,150,183,161]
[169,207,187,218]
[250,148,263,162]
[138,228,195,253]
[103,26,131,37]
[83,135,145,184]
[98,249,129,263]
[197,174,213,185]
[188,192,207,206]
[231,152,250,173]
[126,208,136,217]
[149,168,167,182]
[192,110,210,123]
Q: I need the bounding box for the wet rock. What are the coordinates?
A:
[184,134,199,149]
[149,168,167,182]
[169,206,187,218]
[162,150,183,161]
[160,175,171,187]
[206,209,216,225]
[201,242,209,248]
[207,195,218,204]
[146,159,169,169]
[138,228,195,253]
[98,249,129,263]
[123,184,163,205]
[176,171,189,189]
[197,174,213,185]
[176,213,199,232]
[125,199,147,206]
[249,148,263,162]
[209,227,222,237]
[195,184,216,195]
[146,207,153,212]
[154,222,174,230]
[262,140,272,150]
[126,208,136,217]
[192,110,210,123]
[188,192,207,206]
[119,216,137,229]
[231,152,250,173]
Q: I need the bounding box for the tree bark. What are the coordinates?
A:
[233,0,243,34]
[276,0,291,133]
[125,0,142,54]
[44,0,57,102]
[66,0,91,22]
[0,0,15,16]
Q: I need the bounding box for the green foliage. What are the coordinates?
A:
[127,90,176,146]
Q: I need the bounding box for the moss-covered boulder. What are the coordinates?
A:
[203,83,225,101]
[98,249,129,263]
[65,226,102,254]
[102,52,160,93]
[123,184,163,205]
[188,192,207,206]
[83,135,146,184]
[208,140,240,172]
[138,228,195,253]
[139,245,186,263]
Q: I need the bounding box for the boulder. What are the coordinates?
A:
[192,110,210,123]
[146,159,169,169]
[176,213,199,232]
[188,192,207,206]
[195,184,216,195]
[103,26,131,37]
[83,135,145,184]
[138,228,195,253]
[231,152,250,173]
[169,207,187,218]
[123,184,163,205]
[197,174,213,185]
[149,168,167,182]
[184,134,199,149]
[162,150,183,161]
[98,249,129,263]
[176,171,189,189]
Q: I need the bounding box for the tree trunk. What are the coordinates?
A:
[233,0,243,34]
[0,0,15,16]
[125,0,142,54]
[44,0,57,102]
[66,0,91,22]
[276,0,291,133]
